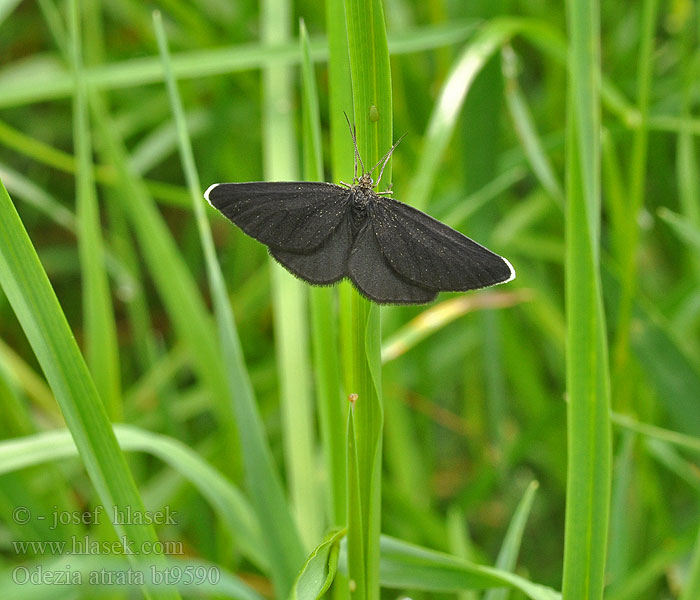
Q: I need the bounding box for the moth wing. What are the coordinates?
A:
[347,221,438,305]
[269,214,353,284]
[206,182,351,253]
[371,198,514,292]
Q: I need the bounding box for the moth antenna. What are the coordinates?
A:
[373,132,406,190]
[344,112,365,182]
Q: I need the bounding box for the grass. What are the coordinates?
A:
[1,1,700,599]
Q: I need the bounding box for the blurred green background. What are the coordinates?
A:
[1,0,699,599]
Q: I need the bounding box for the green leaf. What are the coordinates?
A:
[484,480,539,600]
[343,0,391,597]
[0,22,476,108]
[290,528,346,600]
[0,424,266,570]
[371,536,561,600]
[561,0,612,597]
[658,207,700,252]
[69,0,121,420]
[0,178,179,600]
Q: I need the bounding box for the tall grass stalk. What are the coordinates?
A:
[343,1,392,598]
[562,0,612,598]
[0,179,179,600]
[299,20,347,535]
[324,3,354,598]
[260,0,322,557]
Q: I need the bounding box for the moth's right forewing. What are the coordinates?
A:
[371,198,514,292]
[207,182,352,253]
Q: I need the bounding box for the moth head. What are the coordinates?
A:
[358,172,374,188]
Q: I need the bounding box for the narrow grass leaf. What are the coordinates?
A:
[343,0,391,596]
[611,412,700,454]
[611,0,660,411]
[261,0,320,559]
[0,424,266,570]
[382,291,527,363]
[0,178,179,600]
[446,506,478,600]
[629,303,700,437]
[607,431,637,585]
[484,480,539,600]
[324,3,353,597]
[407,17,561,211]
[369,536,561,600]
[69,0,121,419]
[561,0,612,597]
[153,11,304,592]
[605,536,693,600]
[0,0,21,25]
[300,18,346,529]
[0,21,476,109]
[658,207,700,252]
[502,47,564,205]
[89,91,239,456]
[645,438,700,494]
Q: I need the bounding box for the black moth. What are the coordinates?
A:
[205,119,514,304]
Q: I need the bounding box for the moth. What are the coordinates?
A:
[205,119,514,304]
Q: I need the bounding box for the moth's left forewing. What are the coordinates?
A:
[206,182,351,254]
[370,197,515,292]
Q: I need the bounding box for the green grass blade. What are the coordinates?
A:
[606,431,636,586]
[0,22,476,109]
[153,10,305,593]
[611,0,660,411]
[611,412,700,454]
[372,536,561,600]
[446,507,478,600]
[502,47,564,205]
[0,178,179,600]
[324,3,353,598]
[483,480,539,600]
[658,207,700,252]
[561,0,612,597]
[300,18,346,530]
[343,0,392,597]
[0,424,266,569]
[627,295,700,437]
[88,90,239,453]
[0,118,77,173]
[0,161,77,230]
[69,0,121,419]
[406,17,556,212]
[676,11,700,276]
[260,0,320,562]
